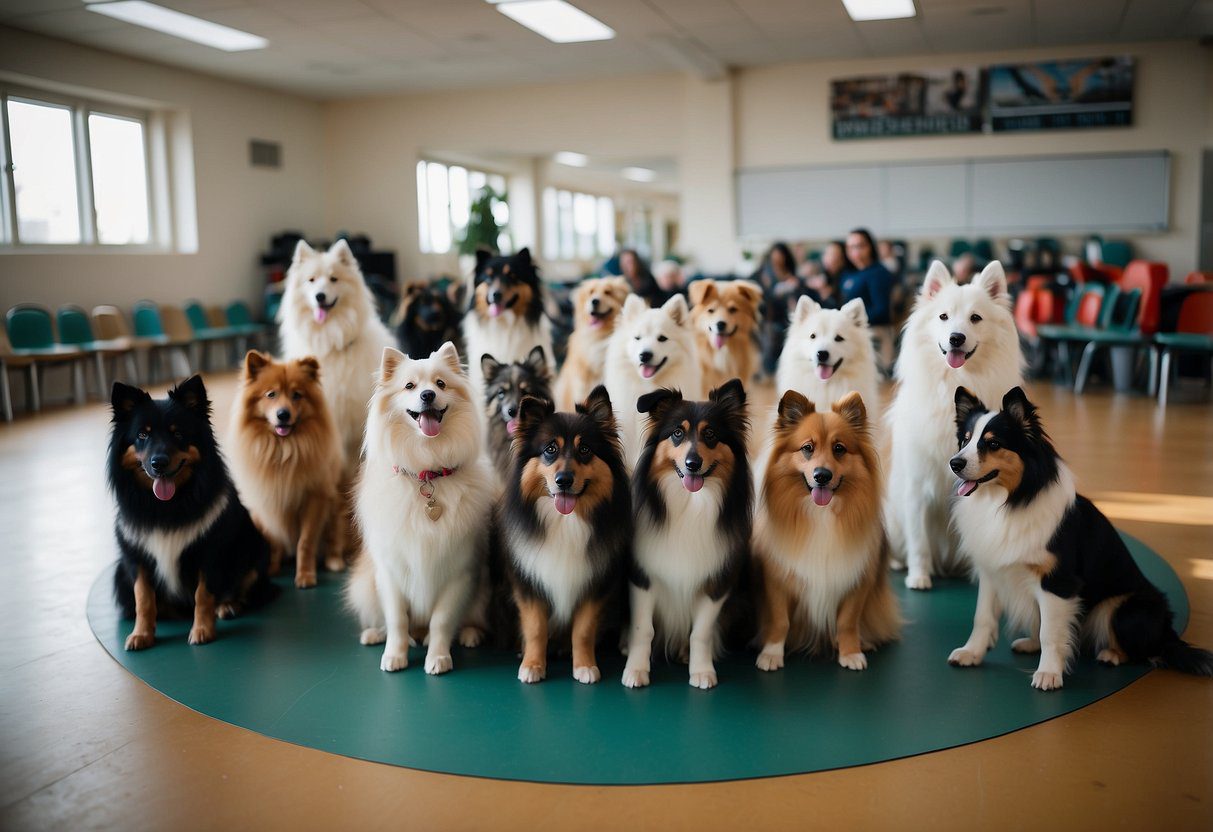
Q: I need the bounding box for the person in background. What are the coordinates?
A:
[806,240,846,309]
[654,259,687,303]
[878,239,903,278]
[841,228,896,374]
[612,248,663,307]
[753,241,814,376]
[952,252,978,285]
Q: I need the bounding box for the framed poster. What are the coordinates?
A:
[830,67,985,140]
[987,57,1134,132]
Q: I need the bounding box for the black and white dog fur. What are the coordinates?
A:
[481,346,553,485]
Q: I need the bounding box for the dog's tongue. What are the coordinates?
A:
[274,425,292,437]
[811,486,833,507]
[947,349,967,369]
[589,316,604,328]
[152,477,176,501]
[683,473,705,493]
[418,411,442,437]
[641,364,657,379]
[956,479,978,497]
[506,418,518,436]
[489,303,502,318]
[817,363,834,380]
[314,306,328,324]
[712,334,727,350]
[554,492,577,515]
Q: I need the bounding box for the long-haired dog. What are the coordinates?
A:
[777,296,880,413]
[754,390,900,672]
[391,280,462,360]
[481,346,553,484]
[554,276,630,410]
[688,279,763,391]
[949,386,1213,689]
[227,351,345,589]
[622,379,752,690]
[604,293,704,467]
[109,377,273,650]
[278,239,395,473]
[886,260,1022,590]
[345,342,493,674]
[498,386,631,684]
[462,247,553,402]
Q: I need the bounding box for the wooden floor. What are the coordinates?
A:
[1,372,1211,831]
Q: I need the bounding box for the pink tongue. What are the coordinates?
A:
[554,493,577,515]
[712,334,727,349]
[641,364,657,379]
[811,486,832,507]
[957,479,978,497]
[152,477,176,501]
[817,364,834,380]
[274,425,292,437]
[418,412,442,437]
[506,418,518,436]
[947,349,966,369]
[489,303,502,317]
[683,474,704,493]
[314,307,327,324]
[589,317,603,328]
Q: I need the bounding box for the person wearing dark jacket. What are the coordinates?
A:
[841,228,896,373]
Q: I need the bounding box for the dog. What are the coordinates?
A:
[462,247,553,402]
[948,386,1213,689]
[278,239,395,473]
[621,379,752,690]
[391,280,462,360]
[554,276,630,410]
[345,342,494,674]
[688,279,763,391]
[777,296,881,413]
[481,346,553,484]
[885,260,1022,590]
[753,390,901,672]
[109,377,273,650]
[497,386,631,684]
[227,351,345,589]
[604,293,704,467]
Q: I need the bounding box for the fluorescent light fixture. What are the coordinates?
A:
[496,0,615,44]
[554,151,588,167]
[87,1,268,51]
[841,0,916,22]
[622,167,656,183]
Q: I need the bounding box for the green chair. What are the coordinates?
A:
[948,239,971,259]
[1155,290,1213,407]
[184,300,238,371]
[225,300,267,355]
[1037,284,1115,384]
[972,239,994,263]
[56,305,139,398]
[1072,288,1144,393]
[1100,240,1133,269]
[133,301,191,383]
[5,304,87,412]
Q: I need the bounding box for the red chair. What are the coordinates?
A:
[1117,260,1168,336]
[1185,271,1212,285]
[1155,290,1213,406]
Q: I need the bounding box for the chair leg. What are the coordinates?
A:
[93,353,108,400]
[1,362,12,422]
[26,364,41,413]
[1147,346,1159,397]
[1074,342,1097,394]
[72,360,86,405]
[1158,349,1173,407]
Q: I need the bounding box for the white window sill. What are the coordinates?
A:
[0,244,182,255]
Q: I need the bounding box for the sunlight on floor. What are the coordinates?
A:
[1091,492,1213,527]
[1190,560,1213,581]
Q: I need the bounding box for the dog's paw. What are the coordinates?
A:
[573,665,601,685]
[889,557,906,571]
[621,667,650,688]
[1012,637,1041,654]
[755,650,784,672]
[424,654,453,675]
[517,662,546,684]
[689,670,718,690]
[905,573,933,591]
[1097,648,1126,666]
[324,555,347,573]
[1031,670,1063,691]
[359,627,386,645]
[458,626,484,649]
[380,651,409,672]
[188,624,215,646]
[216,602,239,620]
[838,651,868,671]
[124,632,154,651]
[948,647,984,667]
[294,571,318,589]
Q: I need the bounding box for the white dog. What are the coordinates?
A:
[885,260,1023,590]
[345,342,493,674]
[278,239,395,472]
[604,294,703,467]
[776,296,881,412]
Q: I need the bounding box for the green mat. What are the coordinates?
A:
[87,532,1189,785]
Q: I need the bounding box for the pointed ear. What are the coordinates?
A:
[709,378,748,430]
[329,238,356,267]
[832,391,867,432]
[111,381,150,420]
[296,356,321,380]
[380,346,405,382]
[515,247,532,265]
[291,239,315,264]
[170,374,209,416]
[474,249,493,273]
[841,297,868,327]
[688,279,717,309]
[1001,386,1041,435]
[447,279,466,307]
[975,260,1009,303]
[662,293,689,326]
[516,395,554,436]
[776,389,814,429]
[736,280,764,312]
[793,294,820,325]
[525,345,548,376]
[435,340,462,373]
[480,352,503,383]
[577,385,615,430]
[636,387,682,422]
[954,386,986,433]
[621,293,647,323]
[244,350,270,380]
[922,260,953,298]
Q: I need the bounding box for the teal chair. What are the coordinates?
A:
[5,304,87,412]
[1100,240,1133,269]
[972,239,994,263]
[1038,284,1115,384]
[56,305,139,398]
[949,239,971,259]
[184,300,238,371]
[1072,289,1144,394]
[1155,290,1213,407]
[225,300,267,355]
[133,300,191,383]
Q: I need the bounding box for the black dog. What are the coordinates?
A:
[392,280,462,359]
[109,376,273,650]
[481,346,553,482]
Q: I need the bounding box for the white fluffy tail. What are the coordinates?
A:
[343,554,383,631]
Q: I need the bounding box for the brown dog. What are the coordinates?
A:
[689,279,763,390]
[554,276,630,410]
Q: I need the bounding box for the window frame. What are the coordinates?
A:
[542,185,616,263]
[416,157,510,257]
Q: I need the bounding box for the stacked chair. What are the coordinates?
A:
[3,305,88,417]
[1154,290,1213,407]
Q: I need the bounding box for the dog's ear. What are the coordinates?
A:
[577,385,615,430]
[111,381,151,421]
[975,260,1009,304]
[329,238,356,268]
[170,374,210,416]
[662,293,689,326]
[474,249,493,274]
[380,346,405,382]
[953,386,986,435]
[1001,386,1043,437]
[435,341,462,374]
[606,277,630,300]
[516,395,554,437]
[480,353,503,384]
[734,280,764,314]
[793,294,820,325]
[688,279,717,309]
[636,387,682,424]
[524,345,549,378]
[447,279,466,308]
[244,350,270,380]
[921,260,953,298]
[296,356,321,380]
[621,293,647,324]
[841,297,869,327]
[832,391,867,432]
[514,247,532,267]
[291,239,315,264]
[776,389,814,429]
[709,378,749,433]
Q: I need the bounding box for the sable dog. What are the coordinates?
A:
[689,279,763,391]
[228,351,345,589]
[392,280,462,359]
[554,276,630,410]
[481,346,553,483]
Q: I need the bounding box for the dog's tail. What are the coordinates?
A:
[343,552,382,630]
[1114,587,1213,677]
[1156,639,1213,677]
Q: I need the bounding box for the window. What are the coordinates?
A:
[541,186,614,262]
[1,89,155,248]
[416,160,508,255]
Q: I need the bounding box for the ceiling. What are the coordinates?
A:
[1,0,1210,98]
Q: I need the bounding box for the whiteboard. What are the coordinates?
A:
[736,152,1169,238]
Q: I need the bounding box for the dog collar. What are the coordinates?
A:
[393,465,457,481]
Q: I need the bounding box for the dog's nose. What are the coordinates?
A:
[419,389,436,405]
[949,457,966,474]
[639,350,654,364]
[489,290,504,304]
[590,297,601,309]
[816,350,830,363]
[949,332,966,348]
[812,467,833,485]
[506,404,518,418]
[315,291,327,304]
[276,408,291,423]
[554,470,574,490]
[714,320,727,333]
[684,451,703,473]
[148,454,170,475]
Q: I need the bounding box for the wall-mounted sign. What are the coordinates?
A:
[987,57,1134,132]
[830,67,985,140]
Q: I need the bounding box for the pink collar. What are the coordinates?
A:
[393,465,457,482]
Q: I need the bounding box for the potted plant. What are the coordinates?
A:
[457,185,509,276]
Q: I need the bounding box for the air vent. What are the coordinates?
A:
[250,140,281,169]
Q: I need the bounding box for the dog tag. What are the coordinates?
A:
[425,500,443,521]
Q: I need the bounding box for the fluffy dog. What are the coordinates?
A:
[481,346,553,484]
[498,386,631,684]
[345,342,493,674]
[391,280,462,360]
[278,239,395,472]
[949,386,1213,689]
[554,276,630,410]
[227,351,345,589]
[754,390,900,672]
[688,279,763,391]
[885,260,1022,590]
[604,293,703,467]
[622,379,752,690]
[777,296,881,412]
[109,377,273,650]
